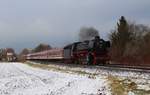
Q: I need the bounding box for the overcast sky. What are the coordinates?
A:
[0,0,150,52]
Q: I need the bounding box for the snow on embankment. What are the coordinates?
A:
[27,61,150,95]
[0,63,110,95]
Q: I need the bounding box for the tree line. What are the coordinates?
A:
[110,16,150,65]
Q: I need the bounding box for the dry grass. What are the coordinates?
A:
[107,75,150,95]
[26,62,97,78]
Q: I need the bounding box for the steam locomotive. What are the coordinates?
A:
[26,36,110,65]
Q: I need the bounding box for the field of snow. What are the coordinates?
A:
[0,62,110,95]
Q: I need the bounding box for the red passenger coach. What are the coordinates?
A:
[26,48,64,61]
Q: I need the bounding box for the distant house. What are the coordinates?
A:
[6,48,16,62]
[0,48,16,62]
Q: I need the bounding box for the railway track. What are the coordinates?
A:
[95,64,150,73]
[27,60,150,73]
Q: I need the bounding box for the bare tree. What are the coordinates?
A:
[33,43,52,52]
[20,48,30,55]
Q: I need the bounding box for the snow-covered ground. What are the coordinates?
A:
[28,61,150,95]
[0,62,150,95]
[0,63,110,95]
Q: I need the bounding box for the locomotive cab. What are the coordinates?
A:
[63,42,80,63]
